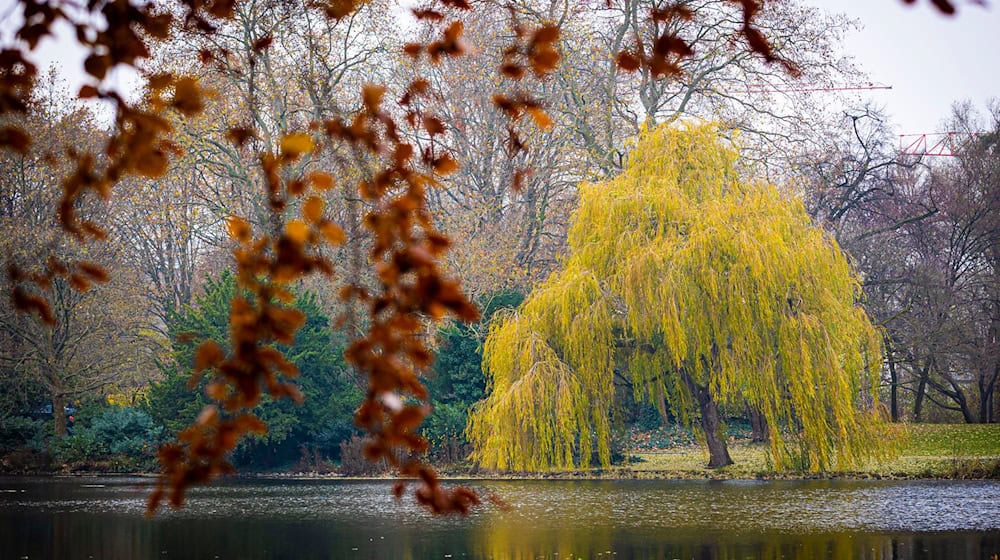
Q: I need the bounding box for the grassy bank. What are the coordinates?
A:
[624,423,1000,480]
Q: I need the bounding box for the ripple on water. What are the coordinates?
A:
[1,477,998,534]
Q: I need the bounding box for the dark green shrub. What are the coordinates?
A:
[0,415,49,452]
[88,407,163,457]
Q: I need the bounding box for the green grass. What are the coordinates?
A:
[625,423,1000,479]
[901,423,1000,456]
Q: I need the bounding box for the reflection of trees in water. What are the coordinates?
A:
[474,524,997,560]
[476,518,615,560]
[5,479,999,559]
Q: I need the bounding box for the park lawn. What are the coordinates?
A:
[626,423,1000,479]
[901,423,1000,456]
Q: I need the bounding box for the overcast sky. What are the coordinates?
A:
[836,0,999,135]
[2,0,998,136]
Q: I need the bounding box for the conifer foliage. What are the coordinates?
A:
[469,123,893,472]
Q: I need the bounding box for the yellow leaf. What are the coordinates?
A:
[527,107,553,130]
[280,133,314,157]
[303,196,324,223]
[285,220,311,244]
[227,216,251,242]
[320,222,346,245]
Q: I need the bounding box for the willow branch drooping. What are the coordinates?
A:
[470,123,898,472]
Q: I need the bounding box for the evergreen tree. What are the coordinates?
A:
[146,272,361,468]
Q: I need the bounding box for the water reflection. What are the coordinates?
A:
[1,477,998,559]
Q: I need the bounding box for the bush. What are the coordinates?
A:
[53,431,102,464]
[88,407,163,456]
[0,448,52,473]
[53,407,163,470]
[0,416,50,452]
[309,417,359,461]
[294,445,336,474]
[338,435,391,476]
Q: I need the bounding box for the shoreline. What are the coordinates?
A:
[9,461,1000,482]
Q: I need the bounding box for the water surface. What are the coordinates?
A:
[1,477,998,559]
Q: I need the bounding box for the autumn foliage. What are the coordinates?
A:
[0,0,967,514]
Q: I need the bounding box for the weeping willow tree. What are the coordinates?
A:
[468,123,895,472]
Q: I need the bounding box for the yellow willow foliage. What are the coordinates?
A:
[468,122,898,472]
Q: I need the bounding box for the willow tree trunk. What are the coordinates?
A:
[681,369,733,468]
[749,407,769,443]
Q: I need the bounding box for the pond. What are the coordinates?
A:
[1,477,998,559]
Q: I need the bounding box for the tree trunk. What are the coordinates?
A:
[913,361,930,422]
[749,407,769,443]
[886,344,899,422]
[52,393,66,437]
[978,365,998,423]
[699,396,733,468]
[957,390,976,424]
[994,377,999,423]
[681,369,733,468]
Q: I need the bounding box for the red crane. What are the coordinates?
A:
[899,132,979,157]
[723,82,893,94]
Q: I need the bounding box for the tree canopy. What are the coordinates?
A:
[469,123,894,472]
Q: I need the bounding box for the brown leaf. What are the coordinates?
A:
[83,54,111,80]
[78,262,109,283]
[526,107,553,130]
[530,48,560,75]
[252,35,273,52]
[616,51,641,72]
[403,43,423,59]
[532,25,560,44]
[69,274,90,292]
[393,406,427,432]
[308,172,334,191]
[322,0,360,19]
[194,340,225,373]
[362,84,386,113]
[0,126,30,153]
[411,9,443,20]
[501,63,525,79]
[226,127,256,147]
[433,154,459,175]
[12,287,55,325]
[172,77,204,116]
[80,220,108,239]
[423,116,446,136]
[513,168,534,192]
